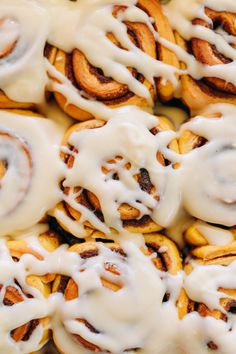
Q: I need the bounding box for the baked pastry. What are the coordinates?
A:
[52,234,183,353]
[0,109,63,237]
[181,221,236,352]
[47,0,179,120]
[0,0,52,111]
[171,5,236,110]
[52,111,180,238]
[179,104,236,227]
[0,230,60,353]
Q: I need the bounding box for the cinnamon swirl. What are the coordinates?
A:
[0,230,60,353]
[52,107,181,238]
[179,104,236,227]
[46,0,179,120]
[0,0,49,109]
[52,234,183,354]
[182,221,236,352]
[164,0,236,111]
[0,110,64,236]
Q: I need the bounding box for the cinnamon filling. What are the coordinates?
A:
[60,5,156,104]
[190,8,236,94]
[146,242,171,272]
[0,284,39,342]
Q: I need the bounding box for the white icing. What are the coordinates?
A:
[163,0,236,91]
[60,106,181,235]
[0,230,182,354]
[194,220,234,246]
[41,0,178,104]
[0,0,49,103]
[181,104,236,226]
[1,224,236,354]
[0,110,64,236]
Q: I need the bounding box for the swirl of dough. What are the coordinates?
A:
[179,104,236,226]
[0,0,49,106]
[0,110,64,236]
[51,235,183,354]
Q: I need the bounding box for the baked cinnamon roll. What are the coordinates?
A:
[52,234,183,354]
[47,0,179,120]
[0,230,60,353]
[0,109,63,236]
[182,221,236,352]
[0,0,50,110]
[174,6,236,111]
[178,104,236,227]
[52,110,180,238]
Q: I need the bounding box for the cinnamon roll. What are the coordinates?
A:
[47,0,179,120]
[0,230,60,353]
[178,104,236,227]
[0,109,63,236]
[52,108,180,238]
[181,222,236,352]
[172,4,236,111]
[52,234,183,354]
[0,0,50,109]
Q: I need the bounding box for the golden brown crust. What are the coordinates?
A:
[53,234,183,352]
[175,8,236,111]
[49,0,179,120]
[183,222,236,349]
[53,116,179,237]
[2,232,61,346]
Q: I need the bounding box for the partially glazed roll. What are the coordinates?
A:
[181,221,236,352]
[52,108,180,238]
[52,234,183,354]
[47,0,179,120]
[178,104,236,227]
[170,3,236,111]
[0,230,60,353]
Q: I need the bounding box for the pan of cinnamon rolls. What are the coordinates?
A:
[2,0,236,353]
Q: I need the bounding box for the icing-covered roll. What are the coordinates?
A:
[52,234,183,353]
[0,229,60,353]
[0,0,50,109]
[178,104,236,227]
[0,109,64,236]
[47,0,179,120]
[181,221,236,352]
[165,1,236,111]
[52,107,181,238]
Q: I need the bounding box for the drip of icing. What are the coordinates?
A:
[61,106,181,235]
[184,260,236,312]
[0,0,49,103]
[194,220,234,246]
[181,103,236,226]
[41,0,178,104]
[162,0,236,89]
[0,111,65,236]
